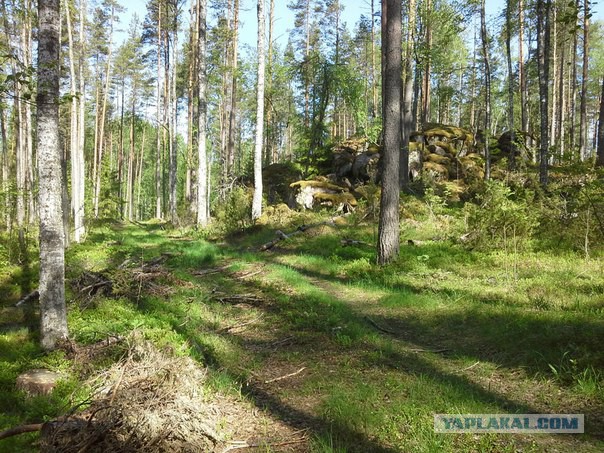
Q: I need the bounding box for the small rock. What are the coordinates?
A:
[16,369,62,396]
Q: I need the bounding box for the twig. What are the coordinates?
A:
[192,264,232,276]
[269,336,295,349]
[364,316,398,335]
[217,316,261,333]
[222,437,307,452]
[0,423,43,440]
[457,361,480,373]
[15,290,39,307]
[340,238,369,247]
[408,348,451,354]
[264,367,306,384]
[234,269,264,280]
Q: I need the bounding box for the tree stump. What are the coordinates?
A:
[16,369,62,396]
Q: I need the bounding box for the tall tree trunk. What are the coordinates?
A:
[371,0,378,119]
[264,0,275,166]
[156,11,163,219]
[377,0,401,265]
[519,0,528,134]
[480,0,491,180]
[400,0,415,188]
[118,79,125,218]
[556,34,566,159]
[136,124,146,219]
[65,0,80,240]
[421,0,432,125]
[578,0,589,160]
[537,0,551,185]
[93,5,115,218]
[570,1,578,153]
[597,77,604,166]
[252,0,265,220]
[77,0,86,240]
[505,0,515,170]
[37,0,68,351]
[227,0,239,177]
[126,86,136,221]
[169,5,179,224]
[197,0,209,227]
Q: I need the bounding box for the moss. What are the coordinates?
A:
[290,180,346,192]
[423,161,449,179]
[313,191,358,207]
[425,154,451,166]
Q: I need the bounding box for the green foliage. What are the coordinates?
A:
[463,181,538,250]
[213,185,253,233]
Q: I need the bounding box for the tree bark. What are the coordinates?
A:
[597,77,604,166]
[197,0,209,227]
[377,0,401,265]
[252,0,266,221]
[505,0,515,170]
[578,0,589,160]
[480,0,491,180]
[37,0,68,351]
[537,0,551,185]
[400,0,415,189]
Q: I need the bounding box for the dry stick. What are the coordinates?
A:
[234,268,264,280]
[223,437,307,452]
[0,423,43,440]
[264,367,306,384]
[192,264,232,276]
[364,316,398,335]
[457,361,480,373]
[217,316,261,333]
[15,290,39,307]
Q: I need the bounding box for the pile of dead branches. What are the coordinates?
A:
[41,334,222,452]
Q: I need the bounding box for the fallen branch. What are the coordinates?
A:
[15,290,39,307]
[408,348,451,354]
[457,361,480,373]
[222,437,308,452]
[192,264,232,276]
[234,268,264,280]
[264,367,306,384]
[364,316,398,335]
[341,238,369,247]
[0,423,43,440]
[217,316,261,333]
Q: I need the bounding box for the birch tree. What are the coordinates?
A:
[252,0,265,220]
[197,0,209,227]
[37,0,68,350]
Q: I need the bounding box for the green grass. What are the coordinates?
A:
[1,208,603,452]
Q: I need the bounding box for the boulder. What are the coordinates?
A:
[290,180,356,211]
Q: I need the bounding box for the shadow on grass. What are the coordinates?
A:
[65,221,604,450]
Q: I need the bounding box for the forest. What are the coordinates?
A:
[1,0,604,451]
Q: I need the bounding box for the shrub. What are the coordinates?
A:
[463,181,538,250]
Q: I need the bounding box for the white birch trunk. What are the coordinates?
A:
[37,0,68,350]
[252,0,265,220]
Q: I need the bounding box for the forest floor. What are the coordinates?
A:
[1,198,604,452]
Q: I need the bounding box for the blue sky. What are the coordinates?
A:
[117,0,604,49]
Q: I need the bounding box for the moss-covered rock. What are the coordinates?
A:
[423,161,449,181]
